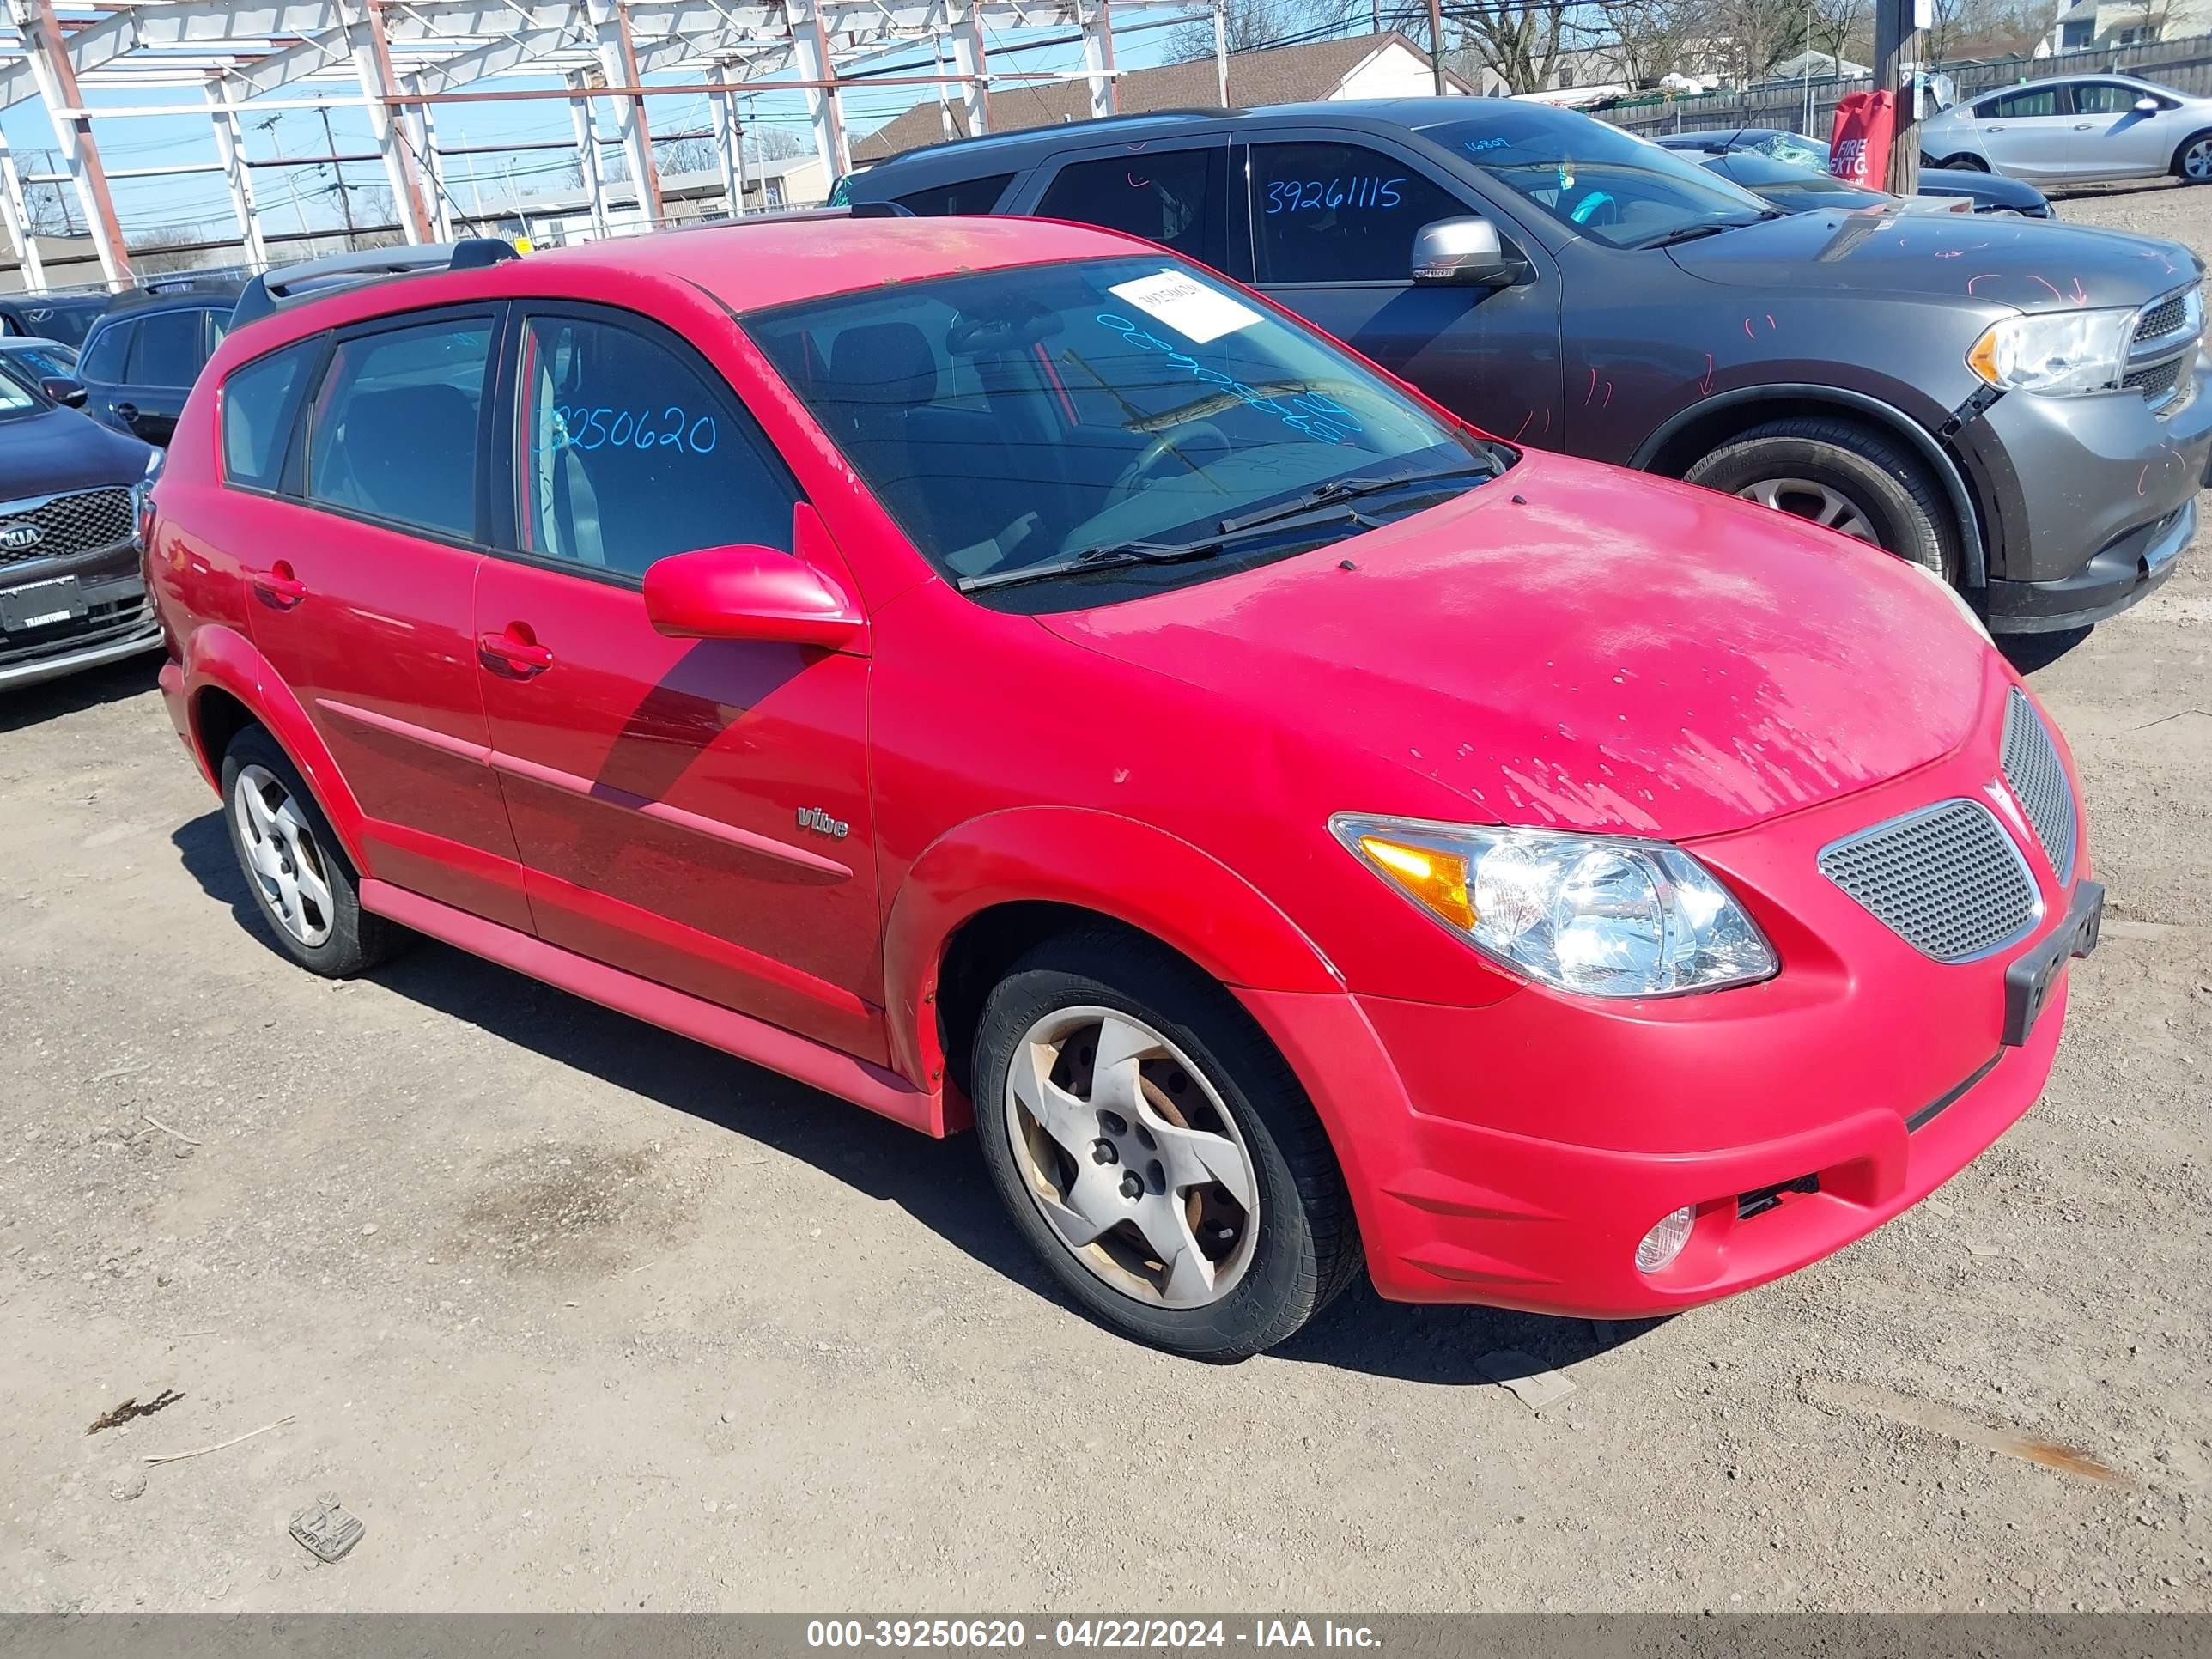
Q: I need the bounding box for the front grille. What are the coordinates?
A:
[2124,356,2185,404]
[2001,687,2076,884]
[0,487,134,567]
[1818,799,2039,963]
[2135,289,2193,344]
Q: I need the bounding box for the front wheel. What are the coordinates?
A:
[970,932,1359,1360]
[2172,131,2212,182]
[1682,416,1960,580]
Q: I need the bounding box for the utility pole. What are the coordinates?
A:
[1427,0,1448,94]
[315,106,357,241]
[1875,0,1923,194]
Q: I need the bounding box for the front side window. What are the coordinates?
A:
[0,370,36,418]
[222,340,319,491]
[513,313,793,577]
[896,173,1017,216]
[79,321,131,385]
[1249,143,1468,283]
[304,318,491,540]
[745,256,1499,600]
[128,309,205,387]
[2074,82,2153,114]
[1037,150,1220,264]
[1420,114,1772,248]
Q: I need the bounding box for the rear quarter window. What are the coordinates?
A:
[79,320,131,384]
[895,173,1017,216]
[222,339,320,491]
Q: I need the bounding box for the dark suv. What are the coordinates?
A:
[75,279,242,447]
[849,99,2209,632]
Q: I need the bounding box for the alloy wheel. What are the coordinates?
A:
[233,763,336,947]
[1737,477,1879,544]
[2185,139,2212,180]
[1002,1006,1260,1310]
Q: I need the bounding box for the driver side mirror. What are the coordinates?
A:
[1410,216,1528,289]
[40,374,87,408]
[2136,96,2162,113]
[642,543,865,649]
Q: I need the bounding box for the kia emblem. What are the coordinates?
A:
[0,522,41,551]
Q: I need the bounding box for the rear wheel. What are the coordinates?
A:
[2172,131,2212,181]
[220,726,407,977]
[1683,416,1960,580]
[970,931,1359,1360]
[1938,152,1990,172]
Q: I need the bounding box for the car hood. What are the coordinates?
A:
[1666,205,2200,309]
[1041,453,1995,842]
[0,404,152,501]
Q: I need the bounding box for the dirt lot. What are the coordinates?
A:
[3,183,2209,1618]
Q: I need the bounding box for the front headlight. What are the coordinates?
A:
[1966,307,2132,395]
[1331,814,1778,998]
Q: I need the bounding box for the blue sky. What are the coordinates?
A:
[1,21,1202,242]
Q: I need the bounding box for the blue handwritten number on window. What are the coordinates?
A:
[1093,313,1363,446]
[1264,177,1404,214]
[535,403,719,456]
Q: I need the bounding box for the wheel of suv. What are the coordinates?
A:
[220,726,407,977]
[970,931,1360,1360]
[2172,131,2212,182]
[1682,416,1959,579]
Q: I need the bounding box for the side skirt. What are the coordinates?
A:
[358,878,951,1138]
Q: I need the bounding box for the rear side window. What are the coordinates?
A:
[304,318,492,541]
[222,341,319,491]
[896,173,1016,216]
[128,309,206,387]
[1250,143,1468,284]
[79,321,131,384]
[513,312,793,577]
[1035,150,1222,264]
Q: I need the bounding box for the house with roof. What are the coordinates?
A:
[2049,0,2205,50]
[852,30,1473,164]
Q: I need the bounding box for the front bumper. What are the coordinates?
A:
[0,567,161,691]
[1242,670,2092,1316]
[1960,364,2212,634]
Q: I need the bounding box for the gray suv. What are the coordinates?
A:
[847,99,2210,632]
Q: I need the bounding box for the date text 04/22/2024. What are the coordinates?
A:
[804,1620,1382,1650]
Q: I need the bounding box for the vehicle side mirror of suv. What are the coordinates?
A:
[642,543,865,648]
[1411,217,1528,289]
[2136,96,2162,113]
[40,374,87,408]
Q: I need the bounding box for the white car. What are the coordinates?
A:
[1917,73,2212,185]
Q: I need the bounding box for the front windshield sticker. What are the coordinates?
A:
[1105,269,1261,344]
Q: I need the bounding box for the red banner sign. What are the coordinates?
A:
[1829,90,1898,193]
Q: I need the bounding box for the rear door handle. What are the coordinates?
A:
[251,560,307,608]
[2073,123,2094,130]
[477,627,554,676]
[113,401,138,426]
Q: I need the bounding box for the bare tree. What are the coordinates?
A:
[654,136,716,176]
[1588,0,1704,86]
[1163,0,1354,63]
[748,125,812,164]
[1443,0,1570,95]
[125,227,212,276]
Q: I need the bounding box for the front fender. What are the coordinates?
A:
[880,807,1345,1088]
[180,623,374,873]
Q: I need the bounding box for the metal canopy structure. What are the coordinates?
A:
[0,0,1216,291]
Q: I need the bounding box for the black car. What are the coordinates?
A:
[74,278,242,447]
[0,291,112,349]
[1654,128,2056,217]
[0,370,161,691]
[849,99,2201,632]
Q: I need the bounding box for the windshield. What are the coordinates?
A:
[4,342,77,380]
[1720,150,1883,200]
[744,256,1497,598]
[16,301,101,348]
[1424,114,1772,247]
[1745,132,1832,173]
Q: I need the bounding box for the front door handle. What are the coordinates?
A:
[113,401,139,428]
[251,560,307,608]
[478,625,554,677]
[2073,123,2094,130]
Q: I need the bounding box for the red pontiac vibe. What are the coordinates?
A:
[146,217,2101,1359]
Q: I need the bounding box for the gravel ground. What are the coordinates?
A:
[3,185,2209,1616]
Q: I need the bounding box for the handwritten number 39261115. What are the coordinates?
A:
[536,404,720,456]
[1265,178,1405,214]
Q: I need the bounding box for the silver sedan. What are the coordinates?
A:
[1917,73,2212,185]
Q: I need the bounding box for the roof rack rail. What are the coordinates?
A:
[230,237,520,329]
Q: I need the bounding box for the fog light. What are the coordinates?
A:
[1635,1206,1695,1273]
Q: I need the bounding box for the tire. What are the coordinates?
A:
[970,930,1361,1361]
[1938,153,1989,172]
[219,726,407,978]
[2171,131,2212,182]
[1682,416,1960,580]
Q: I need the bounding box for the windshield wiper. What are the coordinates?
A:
[1216,461,1499,536]
[1631,212,1785,251]
[955,535,1243,593]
